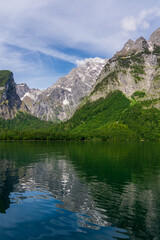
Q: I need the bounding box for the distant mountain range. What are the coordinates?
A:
[16,57,107,121]
[1,27,160,141]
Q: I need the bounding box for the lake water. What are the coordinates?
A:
[0,141,160,240]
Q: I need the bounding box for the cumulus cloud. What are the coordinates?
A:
[121,7,160,32]
[121,16,137,32]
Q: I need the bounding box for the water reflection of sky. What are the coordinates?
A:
[0,190,128,240]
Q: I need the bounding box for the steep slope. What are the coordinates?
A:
[16,83,43,110]
[62,28,160,141]
[0,112,53,131]
[90,28,160,103]
[31,57,107,121]
[0,71,27,119]
[16,83,30,98]
[64,90,160,141]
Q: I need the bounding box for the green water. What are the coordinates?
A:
[0,141,160,239]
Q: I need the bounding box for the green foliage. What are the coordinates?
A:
[0,70,12,87]
[96,123,136,141]
[153,46,160,55]
[130,52,145,64]
[93,71,118,93]
[122,69,127,74]
[153,74,160,82]
[131,65,145,75]
[131,91,146,99]
[120,103,160,141]
[104,63,110,72]
[66,91,160,141]
[0,91,160,141]
[66,91,130,130]
[157,58,160,68]
[91,52,147,94]
[117,57,131,68]
[142,47,151,55]
[130,64,145,83]
[0,112,53,131]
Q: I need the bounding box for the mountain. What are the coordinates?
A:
[16,83,30,98]
[0,71,27,119]
[63,28,160,141]
[1,28,160,141]
[26,28,160,123]
[16,83,43,110]
[30,57,107,121]
[90,28,160,102]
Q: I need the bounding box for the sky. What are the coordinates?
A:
[0,0,160,89]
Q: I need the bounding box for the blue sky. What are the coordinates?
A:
[0,0,160,89]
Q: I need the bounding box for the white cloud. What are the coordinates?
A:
[121,7,160,33]
[142,21,150,30]
[0,0,144,59]
[121,16,137,32]
[0,0,160,87]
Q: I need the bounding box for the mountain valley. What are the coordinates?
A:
[1,28,160,141]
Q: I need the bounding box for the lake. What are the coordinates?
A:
[0,141,160,240]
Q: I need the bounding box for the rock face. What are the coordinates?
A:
[16,83,43,110]
[31,57,107,121]
[114,37,149,58]
[148,27,160,47]
[0,71,26,119]
[90,28,160,105]
[4,27,160,121]
[16,83,30,99]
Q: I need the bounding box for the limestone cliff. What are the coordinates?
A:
[90,28,160,106]
[16,83,43,110]
[0,71,27,119]
[31,58,107,121]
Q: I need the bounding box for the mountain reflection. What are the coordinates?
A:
[15,159,109,228]
[0,142,110,229]
[0,141,160,239]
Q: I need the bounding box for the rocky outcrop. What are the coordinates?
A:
[114,37,149,58]
[0,71,27,119]
[148,27,160,47]
[90,28,160,105]
[31,57,107,121]
[16,83,30,99]
[16,83,43,111]
[4,27,160,121]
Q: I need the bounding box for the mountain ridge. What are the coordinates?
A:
[88,27,160,105]
[1,27,160,142]
[16,57,107,122]
[15,27,160,122]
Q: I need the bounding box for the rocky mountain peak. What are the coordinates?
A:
[148,27,160,47]
[133,36,149,52]
[114,36,149,58]
[16,83,44,111]
[31,57,108,121]
[114,39,134,57]
[124,39,135,50]
[16,83,30,98]
[0,70,26,119]
[90,28,160,103]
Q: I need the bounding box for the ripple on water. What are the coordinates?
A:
[0,190,129,240]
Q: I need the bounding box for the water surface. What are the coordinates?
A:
[0,141,160,239]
